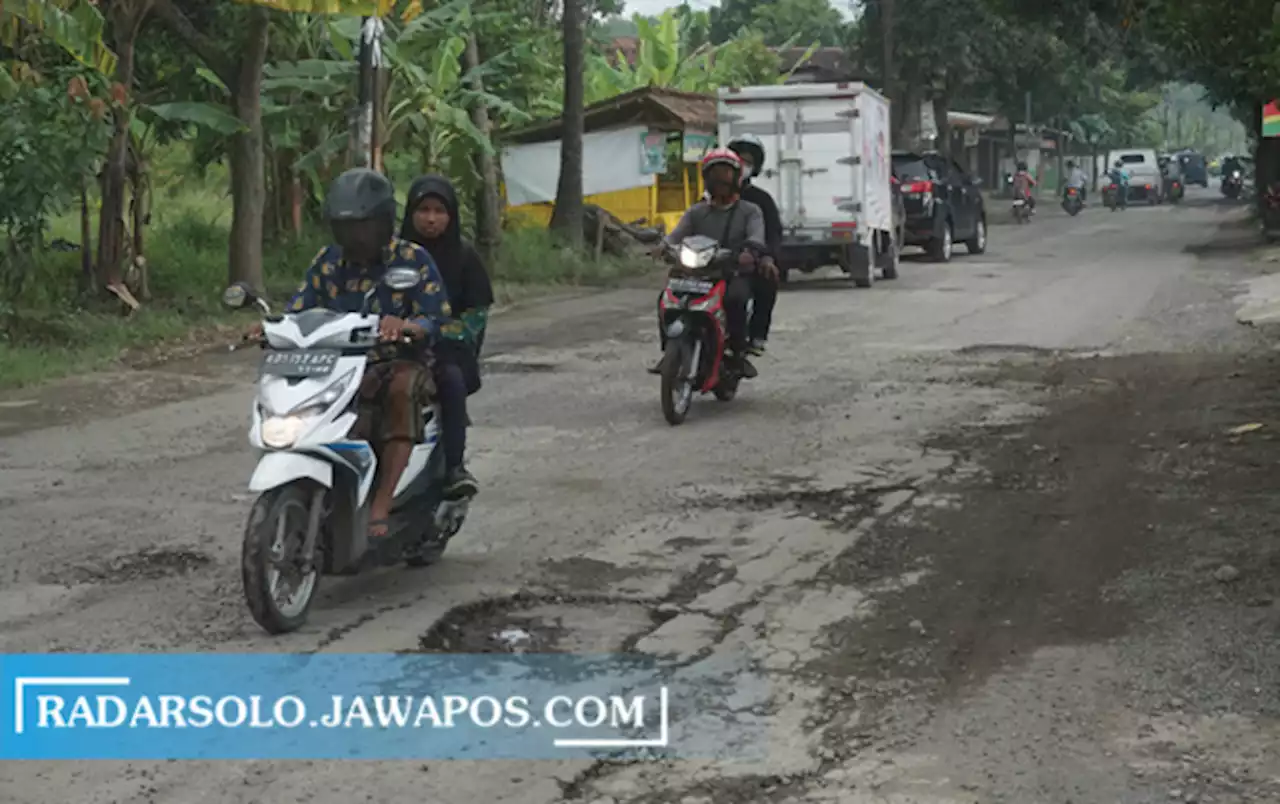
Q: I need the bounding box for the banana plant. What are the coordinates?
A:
[0,0,117,75]
[260,3,533,185]
[585,9,818,103]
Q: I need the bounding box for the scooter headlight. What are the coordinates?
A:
[261,414,311,449]
[680,245,712,268]
[257,369,355,448]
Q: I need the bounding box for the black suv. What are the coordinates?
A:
[891,151,987,262]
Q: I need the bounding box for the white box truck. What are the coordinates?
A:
[717,82,897,287]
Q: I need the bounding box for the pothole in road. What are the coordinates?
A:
[701,483,916,530]
[48,547,213,585]
[481,359,559,374]
[954,343,1069,357]
[418,595,660,653]
[415,560,729,654]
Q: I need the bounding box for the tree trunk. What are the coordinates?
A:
[465,33,502,264]
[128,148,151,300]
[932,83,951,158]
[1253,102,1280,218]
[227,8,270,291]
[880,0,894,102]
[894,81,922,150]
[291,175,304,238]
[549,0,585,246]
[96,2,150,291]
[1055,126,1065,193]
[1091,142,1100,192]
[79,180,93,290]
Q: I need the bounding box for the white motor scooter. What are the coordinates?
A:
[222,269,469,635]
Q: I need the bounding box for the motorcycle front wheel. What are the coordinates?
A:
[660,337,695,425]
[242,482,321,634]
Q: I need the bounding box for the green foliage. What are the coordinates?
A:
[748,0,845,47]
[585,9,791,103]
[0,66,110,253]
[708,0,848,46]
[0,0,116,75]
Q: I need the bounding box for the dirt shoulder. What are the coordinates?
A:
[0,279,659,439]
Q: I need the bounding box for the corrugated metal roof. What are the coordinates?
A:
[504,86,718,145]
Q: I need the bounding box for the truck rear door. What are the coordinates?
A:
[721,92,858,233]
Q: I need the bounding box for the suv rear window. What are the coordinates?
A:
[1118,154,1146,164]
[892,156,931,181]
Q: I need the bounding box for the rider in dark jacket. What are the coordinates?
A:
[726,133,782,355]
[649,149,766,377]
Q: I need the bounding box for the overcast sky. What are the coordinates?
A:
[619,0,860,21]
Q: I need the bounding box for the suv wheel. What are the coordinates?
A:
[930,221,953,263]
[966,216,987,254]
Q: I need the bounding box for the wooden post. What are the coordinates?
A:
[594,208,606,261]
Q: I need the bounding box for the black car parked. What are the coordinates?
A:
[891,151,987,262]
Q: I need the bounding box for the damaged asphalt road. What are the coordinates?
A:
[5,190,1280,802]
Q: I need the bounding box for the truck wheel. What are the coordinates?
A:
[878,231,899,280]
[848,243,873,288]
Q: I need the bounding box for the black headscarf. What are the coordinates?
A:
[400,174,494,314]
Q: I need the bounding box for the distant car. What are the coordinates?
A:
[891,150,987,263]
[1107,148,1163,204]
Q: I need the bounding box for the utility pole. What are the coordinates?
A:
[1024,91,1032,180]
[354,15,384,171]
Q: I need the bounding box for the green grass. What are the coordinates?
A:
[0,149,651,390]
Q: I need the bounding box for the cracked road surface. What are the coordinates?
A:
[5,190,1280,802]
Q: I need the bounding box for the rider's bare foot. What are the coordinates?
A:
[369,503,391,539]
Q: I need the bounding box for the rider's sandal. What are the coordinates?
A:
[368,519,391,540]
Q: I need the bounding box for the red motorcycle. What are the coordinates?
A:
[656,234,749,425]
[1062,186,1082,216]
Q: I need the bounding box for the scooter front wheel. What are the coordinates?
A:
[660,338,695,425]
[242,482,321,635]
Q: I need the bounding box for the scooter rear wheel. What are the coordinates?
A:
[242,483,321,635]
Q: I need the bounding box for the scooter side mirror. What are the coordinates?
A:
[222,281,256,310]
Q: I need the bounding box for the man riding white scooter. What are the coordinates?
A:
[246,168,452,542]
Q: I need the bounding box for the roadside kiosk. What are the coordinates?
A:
[501,86,718,232]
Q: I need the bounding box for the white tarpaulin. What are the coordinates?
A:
[502,125,651,206]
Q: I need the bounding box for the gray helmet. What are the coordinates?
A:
[727,133,765,177]
[323,168,396,224]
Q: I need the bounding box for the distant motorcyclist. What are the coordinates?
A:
[1064,160,1088,203]
[726,133,782,356]
[1107,160,1130,207]
[1161,155,1184,198]
[1011,161,1036,210]
[650,148,766,378]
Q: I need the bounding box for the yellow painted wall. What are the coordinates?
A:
[503,165,704,233]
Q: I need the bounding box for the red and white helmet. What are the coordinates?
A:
[701,147,745,183]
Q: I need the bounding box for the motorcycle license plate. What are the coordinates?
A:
[667,277,714,295]
[260,349,340,378]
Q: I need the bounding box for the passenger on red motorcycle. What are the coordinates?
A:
[726,133,782,356]
[651,148,766,378]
